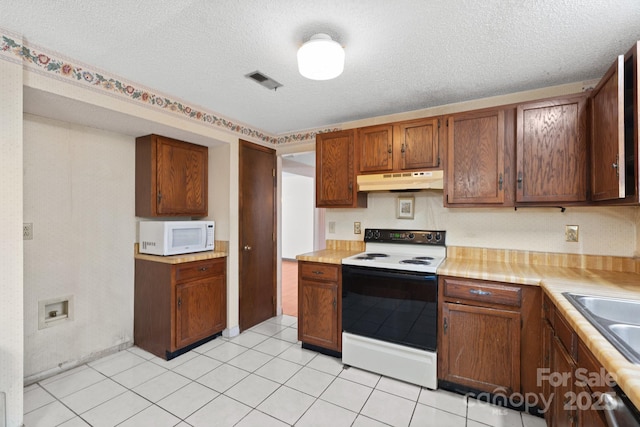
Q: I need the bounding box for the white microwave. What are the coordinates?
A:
[139,220,214,256]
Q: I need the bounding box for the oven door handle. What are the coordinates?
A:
[349,269,437,282]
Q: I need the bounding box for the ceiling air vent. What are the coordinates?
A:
[245,70,283,91]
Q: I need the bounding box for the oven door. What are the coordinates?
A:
[342,265,437,351]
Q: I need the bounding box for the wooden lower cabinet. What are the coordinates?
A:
[542,294,610,427]
[175,276,226,348]
[438,276,542,404]
[550,335,577,427]
[297,261,341,353]
[441,302,520,393]
[134,257,226,359]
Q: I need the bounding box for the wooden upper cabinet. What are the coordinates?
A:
[446,109,508,205]
[591,55,626,201]
[136,134,208,217]
[358,119,440,173]
[516,95,588,203]
[358,124,394,172]
[396,118,440,170]
[316,130,366,208]
[590,41,640,204]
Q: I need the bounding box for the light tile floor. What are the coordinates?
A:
[23,315,547,427]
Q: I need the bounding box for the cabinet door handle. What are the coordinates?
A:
[401,144,406,154]
[517,172,523,189]
[243,245,252,251]
[387,145,392,154]
[199,267,209,271]
[348,182,353,191]
[443,317,448,335]
[177,297,182,308]
[612,154,620,177]
[157,191,162,204]
[469,289,492,296]
[332,296,336,310]
[498,173,503,191]
[312,270,324,275]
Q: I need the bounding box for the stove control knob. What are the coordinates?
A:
[373,230,381,239]
[408,233,415,239]
[435,232,442,242]
[426,233,433,241]
[365,229,373,239]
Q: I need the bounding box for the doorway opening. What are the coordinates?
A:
[280,151,323,317]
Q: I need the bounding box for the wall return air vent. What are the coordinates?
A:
[245,70,283,91]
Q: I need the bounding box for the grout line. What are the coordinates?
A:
[25,316,536,427]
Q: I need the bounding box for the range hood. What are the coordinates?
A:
[357,170,444,192]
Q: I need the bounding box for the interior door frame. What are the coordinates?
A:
[238,139,277,331]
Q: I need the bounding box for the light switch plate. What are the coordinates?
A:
[354,222,361,234]
[328,221,336,234]
[23,223,33,240]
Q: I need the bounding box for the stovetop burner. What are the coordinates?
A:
[400,259,431,265]
[355,253,390,260]
[341,229,447,273]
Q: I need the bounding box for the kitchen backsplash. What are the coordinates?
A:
[447,246,640,273]
[325,191,640,258]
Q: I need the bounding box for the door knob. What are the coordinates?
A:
[243,245,252,251]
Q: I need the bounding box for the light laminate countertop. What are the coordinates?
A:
[134,250,227,264]
[296,248,363,265]
[133,241,228,264]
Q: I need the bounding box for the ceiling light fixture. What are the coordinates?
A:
[297,33,345,81]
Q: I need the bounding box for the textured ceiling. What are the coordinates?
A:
[3,1,640,135]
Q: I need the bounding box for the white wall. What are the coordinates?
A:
[282,173,314,258]
[325,192,639,257]
[0,56,24,427]
[23,114,136,379]
[22,115,242,379]
[209,144,231,241]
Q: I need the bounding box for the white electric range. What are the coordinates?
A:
[341,229,446,390]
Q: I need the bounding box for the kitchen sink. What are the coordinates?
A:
[568,294,640,326]
[563,293,640,364]
[609,324,640,354]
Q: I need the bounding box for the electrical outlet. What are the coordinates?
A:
[328,221,336,234]
[354,222,361,234]
[565,225,579,242]
[23,223,33,240]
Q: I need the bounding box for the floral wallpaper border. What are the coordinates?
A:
[0,30,339,145]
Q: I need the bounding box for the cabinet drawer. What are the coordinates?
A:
[443,278,522,307]
[554,310,576,359]
[175,259,224,283]
[300,262,339,281]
